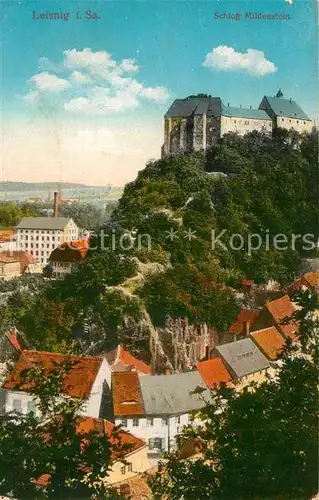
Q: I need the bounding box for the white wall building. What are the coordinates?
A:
[2,351,112,419]
[112,371,211,462]
[16,217,79,266]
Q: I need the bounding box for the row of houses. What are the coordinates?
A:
[0,273,316,495]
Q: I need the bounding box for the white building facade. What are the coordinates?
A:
[16,217,79,266]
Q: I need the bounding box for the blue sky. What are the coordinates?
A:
[1,0,318,185]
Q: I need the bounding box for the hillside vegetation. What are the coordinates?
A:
[1,130,317,361]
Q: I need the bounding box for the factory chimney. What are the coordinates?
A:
[53,192,60,217]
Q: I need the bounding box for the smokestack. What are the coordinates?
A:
[53,192,60,217]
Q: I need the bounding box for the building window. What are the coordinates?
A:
[121,418,127,427]
[121,466,126,475]
[282,118,284,121]
[149,437,164,451]
[297,120,299,124]
[304,121,306,125]
[234,120,237,123]
[132,418,139,427]
[27,400,36,415]
[162,417,168,426]
[127,463,133,472]
[175,416,181,424]
[147,418,154,427]
[244,121,249,125]
[12,399,22,413]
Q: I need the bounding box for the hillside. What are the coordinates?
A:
[0,181,108,191]
[1,129,318,372]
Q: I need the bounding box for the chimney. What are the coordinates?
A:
[243,320,250,336]
[53,192,60,217]
[250,105,252,109]
[228,102,230,106]
[290,98,292,103]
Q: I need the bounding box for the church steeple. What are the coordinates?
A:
[275,89,284,98]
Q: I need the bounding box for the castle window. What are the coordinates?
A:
[133,418,139,427]
[304,121,306,124]
[289,119,291,122]
[121,466,126,475]
[244,121,249,125]
[297,120,299,124]
[282,118,284,121]
[234,120,237,123]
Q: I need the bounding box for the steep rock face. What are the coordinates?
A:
[149,316,220,373]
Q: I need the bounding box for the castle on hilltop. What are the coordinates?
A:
[162,91,313,156]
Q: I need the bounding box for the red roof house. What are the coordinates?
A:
[197,357,233,389]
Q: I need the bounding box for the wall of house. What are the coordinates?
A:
[276,116,312,133]
[62,220,80,243]
[106,447,151,485]
[221,116,272,136]
[193,114,206,151]
[51,261,73,279]
[0,240,17,252]
[17,228,64,265]
[233,368,270,392]
[5,389,39,416]
[114,413,190,453]
[0,261,21,279]
[83,359,112,418]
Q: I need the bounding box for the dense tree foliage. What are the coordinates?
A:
[59,201,117,230]
[149,291,319,499]
[0,202,43,227]
[0,361,126,499]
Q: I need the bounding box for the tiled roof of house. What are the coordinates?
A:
[2,350,102,398]
[0,228,15,242]
[113,470,156,499]
[139,371,212,415]
[112,372,145,416]
[6,328,28,353]
[229,309,260,335]
[106,345,151,375]
[250,327,286,360]
[35,417,146,488]
[77,417,146,458]
[303,272,319,291]
[49,240,89,263]
[215,338,270,379]
[197,357,233,388]
[261,96,311,120]
[0,251,37,273]
[16,217,72,230]
[265,295,298,340]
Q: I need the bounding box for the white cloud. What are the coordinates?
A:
[28,72,71,92]
[203,46,277,77]
[23,48,170,114]
[21,90,40,104]
[64,48,116,71]
[70,70,92,85]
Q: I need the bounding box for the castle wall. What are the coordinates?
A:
[221,115,272,136]
[206,115,221,148]
[193,114,205,151]
[276,116,312,133]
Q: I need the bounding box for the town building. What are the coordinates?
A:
[0,250,41,278]
[251,294,299,341]
[250,326,286,361]
[258,94,313,134]
[163,92,312,156]
[105,345,151,375]
[213,337,270,387]
[0,228,16,252]
[48,239,89,279]
[16,217,79,266]
[111,370,211,459]
[196,357,233,389]
[286,272,319,294]
[2,350,112,419]
[226,308,260,342]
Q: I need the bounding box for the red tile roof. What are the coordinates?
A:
[106,345,151,375]
[250,327,286,360]
[35,418,146,488]
[77,417,146,459]
[49,240,89,263]
[197,357,233,389]
[3,350,102,398]
[6,328,27,353]
[241,279,254,287]
[112,372,144,416]
[265,295,298,341]
[303,272,319,291]
[229,309,260,335]
[0,251,37,273]
[0,228,15,242]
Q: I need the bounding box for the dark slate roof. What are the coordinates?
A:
[215,338,270,379]
[165,97,222,118]
[222,104,271,120]
[165,97,270,120]
[16,217,72,230]
[261,96,311,120]
[139,371,212,415]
